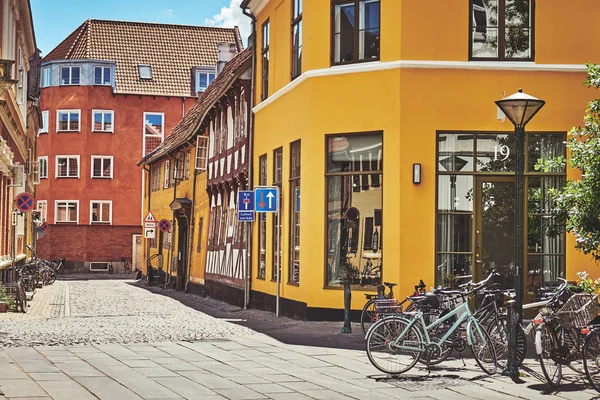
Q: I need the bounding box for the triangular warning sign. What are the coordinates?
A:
[144,211,157,222]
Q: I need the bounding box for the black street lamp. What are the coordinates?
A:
[495,88,545,378]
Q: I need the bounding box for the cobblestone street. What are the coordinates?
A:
[0,278,598,399]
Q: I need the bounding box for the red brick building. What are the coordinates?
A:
[37,19,243,271]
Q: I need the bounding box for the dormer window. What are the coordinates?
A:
[61,66,80,85]
[94,66,111,85]
[196,67,216,94]
[138,64,152,79]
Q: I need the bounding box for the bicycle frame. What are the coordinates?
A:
[387,301,486,352]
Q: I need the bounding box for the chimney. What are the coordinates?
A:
[217,42,237,75]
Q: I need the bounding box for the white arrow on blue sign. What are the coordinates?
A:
[255,186,279,213]
[237,190,256,222]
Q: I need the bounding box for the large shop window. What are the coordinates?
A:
[436,132,565,292]
[257,154,267,279]
[289,141,301,284]
[326,132,382,287]
[470,0,534,60]
[332,0,380,65]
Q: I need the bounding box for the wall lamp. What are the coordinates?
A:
[412,163,422,184]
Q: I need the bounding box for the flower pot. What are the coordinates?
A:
[0,302,8,313]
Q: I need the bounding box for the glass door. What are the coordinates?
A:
[474,176,515,288]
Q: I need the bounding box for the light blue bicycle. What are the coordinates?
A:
[365,293,498,375]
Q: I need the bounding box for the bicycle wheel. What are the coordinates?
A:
[418,311,453,366]
[365,316,422,375]
[486,315,527,369]
[17,282,27,313]
[361,299,377,336]
[47,270,56,285]
[536,324,562,387]
[468,319,497,375]
[583,330,600,392]
[564,327,585,374]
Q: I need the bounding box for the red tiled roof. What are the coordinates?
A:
[140,47,253,165]
[43,19,244,97]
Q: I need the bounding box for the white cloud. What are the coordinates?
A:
[161,9,174,17]
[205,0,252,46]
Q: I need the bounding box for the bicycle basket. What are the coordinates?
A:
[557,293,599,329]
[374,299,402,313]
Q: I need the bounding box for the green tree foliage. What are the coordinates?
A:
[542,64,600,261]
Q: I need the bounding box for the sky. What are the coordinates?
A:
[30,0,252,57]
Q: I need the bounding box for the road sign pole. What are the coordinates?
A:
[276,206,280,318]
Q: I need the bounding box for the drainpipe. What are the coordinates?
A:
[143,164,151,272]
[168,154,177,289]
[186,139,198,293]
[242,5,257,310]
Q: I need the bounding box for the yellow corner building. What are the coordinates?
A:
[242,0,600,319]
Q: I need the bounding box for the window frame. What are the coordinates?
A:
[60,66,81,85]
[257,154,268,279]
[39,110,49,134]
[196,67,216,94]
[163,160,171,189]
[36,200,48,222]
[271,147,283,281]
[94,66,112,85]
[138,64,152,79]
[90,155,114,179]
[143,112,165,156]
[38,156,48,179]
[54,200,79,224]
[331,0,381,66]
[468,0,535,61]
[41,67,51,88]
[90,200,112,224]
[55,155,80,178]
[291,0,303,80]
[91,109,114,133]
[261,19,270,100]
[56,109,81,133]
[288,140,301,284]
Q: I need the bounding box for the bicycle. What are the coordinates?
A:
[365,291,497,375]
[581,316,600,392]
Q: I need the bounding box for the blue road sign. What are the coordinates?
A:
[255,186,279,213]
[238,190,256,222]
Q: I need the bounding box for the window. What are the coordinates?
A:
[55,201,79,223]
[292,0,303,80]
[91,156,113,179]
[138,64,152,79]
[39,111,48,134]
[151,165,161,192]
[90,201,112,224]
[60,66,80,85]
[17,48,24,104]
[143,112,164,155]
[57,110,80,132]
[326,132,383,287]
[332,0,380,65]
[258,154,267,279]
[36,200,47,222]
[195,135,208,171]
[261,20,270,100]
[470,0,534,60]
[272,148,282,281]
[94,66,111,85]
[184,152,191,180]
[41,67,51,88]
[56,155,80,178]
[92,110,114,133]
[38,156,48,179]
[163,160,171,189]
[196,68,216,93]
[289,141,301,284]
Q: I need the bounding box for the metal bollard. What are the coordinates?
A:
[341,279,352,333]
[503,299,519,378]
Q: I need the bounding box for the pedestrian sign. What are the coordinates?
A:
[255,186,279,213]
[238,190,255,222]
[144,211,156,223]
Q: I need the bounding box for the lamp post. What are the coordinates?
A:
[495,88,545,379]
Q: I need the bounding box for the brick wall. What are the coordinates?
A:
[37,225,141,263]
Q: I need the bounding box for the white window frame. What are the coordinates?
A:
[90,200,112,224]
[38,156,48,179]
[39,111,49,134]
[60,66,80,85]
[54,200,79,224]
[56,109,81,132]
[196,67,216,94]
[91,155,113,179]
[55,155,80,178]
[94,66,111,86]
[143,112,165,155]
[91,110,114,133]
[195,135,209,171]
[36,200,48,222]
[163,160,170,189]
[41,67,51,88]
[138,64,152,79]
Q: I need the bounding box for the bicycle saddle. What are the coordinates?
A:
[384,282,397,288]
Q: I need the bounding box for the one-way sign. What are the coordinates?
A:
[255,186,279,213]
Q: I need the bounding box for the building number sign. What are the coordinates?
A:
[494,144,510,161]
